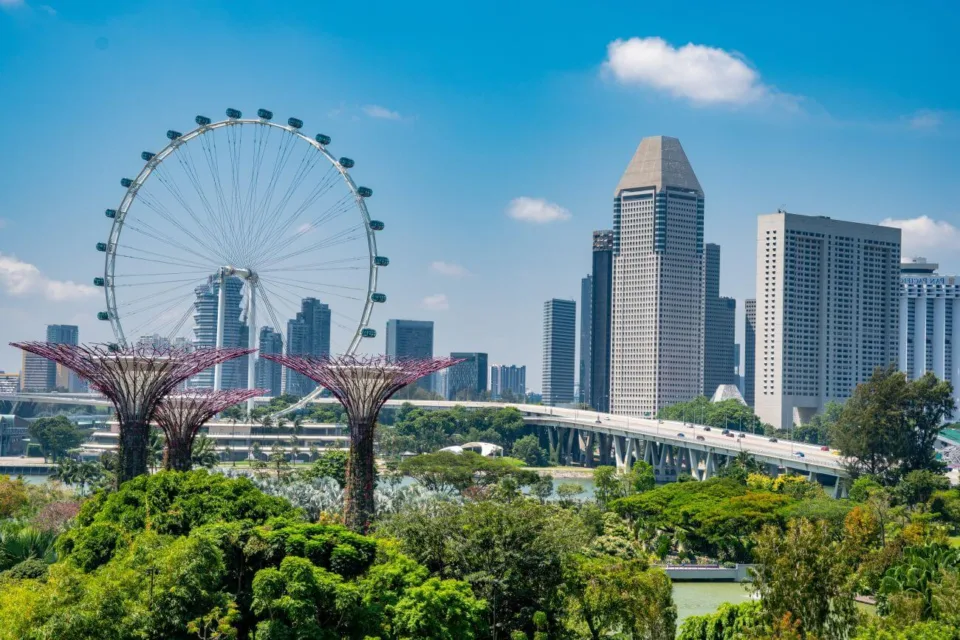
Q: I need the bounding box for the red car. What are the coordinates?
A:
[820,446,829,451]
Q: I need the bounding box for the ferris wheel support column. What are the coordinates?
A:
[246,279,257,415]
[213,268,227,392]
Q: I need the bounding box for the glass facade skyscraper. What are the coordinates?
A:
[285,297,331,396]
[543,298,576,406]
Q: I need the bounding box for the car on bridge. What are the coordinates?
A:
[676,433,685,438]
[820,446,829,451]
[696,435,705,441]
[737,433,746,438]
[769,437,778,442]
[794,452,805,458]
[703,426,712,431]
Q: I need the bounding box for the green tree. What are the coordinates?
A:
[894,470,951,507]
[751,518,859,639]
[677,601,766,640]
[511,434,547,467]
[565,555,676,640]
[28,415,83,462]
[530,474,554,503]
[381,498,589,638]
[301,449,349,487]
[832,365,954,483]
[399,451,535,494]
[390,577,487,640]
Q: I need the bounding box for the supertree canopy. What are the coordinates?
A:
[154,388,263,472]
[262,353,462,531]
[10,342,253,484]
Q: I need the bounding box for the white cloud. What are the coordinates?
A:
[421,294,449,311]
[296,222,314,234]
[430,261,469,277]
[603,36,788,107]
[0,253,99,301]
[38,4,55,14]
[906,109,943,131]
[880,216,960,256]
[506,197,571,224]
[362,105,402,121]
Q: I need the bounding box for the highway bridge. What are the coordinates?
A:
[3,392,850,494]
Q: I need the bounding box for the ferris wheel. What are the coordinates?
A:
[95,107,387,399]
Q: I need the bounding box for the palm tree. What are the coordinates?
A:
[52,457,79,486]
[191,435,220,469]
[147,429,164,473]
[0,523,57,571]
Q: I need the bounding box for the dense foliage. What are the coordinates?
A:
[28,415,87,462]
[832,365,954,483]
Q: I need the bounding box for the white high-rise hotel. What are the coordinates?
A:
[610,136,705,416]
[899,258,960,410]
[755,212,901,429]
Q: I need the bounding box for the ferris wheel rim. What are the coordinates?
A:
[102,116,380,356]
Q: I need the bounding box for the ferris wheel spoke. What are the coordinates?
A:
[255,282,287,349]
[116,277,208,309]
[237,124,272,254]
[112,276,210,288]
[198,131,235,255]
[174,140,237,259]
[114,242,217,270]
[161,304,197,342]
[251,144,325,256]
[253,196,357,265]
[112,269,213,279]
[259,225,366,269]
[252,165,340,259]
[267,275,366,292]
[113,252,215,271]
[270,280,362,300]
[137,185,231,262]
[152,164,224,252]
[124,218,218,261]
[264,278,363,302]
[123,293,198,340]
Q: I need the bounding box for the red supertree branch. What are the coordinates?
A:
[154,388,264,471]
[10,342,254,482]
[260,354,462,422]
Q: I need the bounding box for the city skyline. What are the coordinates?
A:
[1,1,958,393]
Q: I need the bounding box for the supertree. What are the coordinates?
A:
[262,354,462,531]
[10,342,253,484]
[154,388,263,472]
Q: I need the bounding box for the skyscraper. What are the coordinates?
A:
[898,257,960,411]
[755,212,901,429]
[590,230,614,412]
[386,320,434,390]
[447,353,488,400]
[702,244,736,396]
[255,327,284,397]
[610,136,705,416]
[20,351,49,392]
[285,298,331,396]
[543,299,576,406]
[491,364,526,400]
[191,275,247,389]
[744,299,756,407]
[579,275,592,405]
[46,325,79,391]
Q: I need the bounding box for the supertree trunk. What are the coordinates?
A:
[344,418,377,532]
[165,436,194,472]
[118,419,151,482]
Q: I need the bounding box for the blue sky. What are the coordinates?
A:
[1,0,958,391]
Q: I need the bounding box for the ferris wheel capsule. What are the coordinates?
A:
[357,187,372,198]
[369,220,384,231]
[287,117,303,129]
[195,115,212,126]
[361,328,377,338]
[225,108,242,119]
[257,108,273,120]
[339,157,355,169]
[315,134,331,146]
